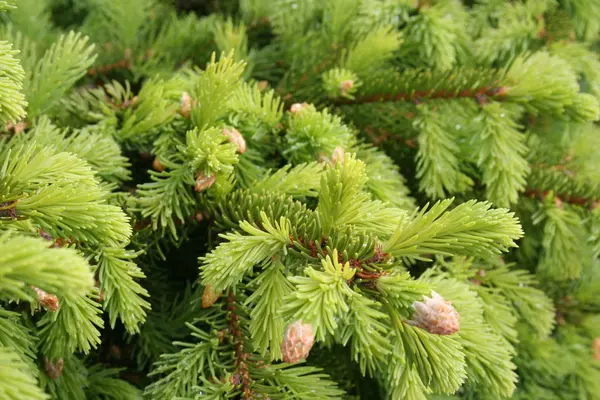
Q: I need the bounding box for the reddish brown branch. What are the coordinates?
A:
[0,201,17,218]
[337,86,509,106]
[524,189,597,208]
[226,291,254,399]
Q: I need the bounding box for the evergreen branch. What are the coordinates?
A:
[26,31,96,118]
[0,231,94,302]
[536,198,584,280]
[85,365,143,400]
[414,104,472,199]
[282,249,355,342]
[95,246,151,334]
[0,308,37,378]
[316,154,403,237]
[39,354,87,400]
[283,105,355,164]
[383,199,523,261]
[200,212,292,292]
[338,85,507,105]
[0,346,48,400]
[385,303,467,395]
[0,0,15,11]
[118,77,181,142]
[251,162,324,198]
[145,324,224,399]
[480,264,555,338]
[355,144,415,210]
[341,291,391,375]
[226,290,254,399]
[211,189,313,232]
[37,292,104,359]
[251,364,345,399]
[245,260,294,359]
[26,118,131,184]
[472,102,530,207]
[423,274,517,398]
[0,40,27,123]
[191,51,246,129]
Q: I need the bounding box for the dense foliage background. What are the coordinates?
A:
[0,0,599,399]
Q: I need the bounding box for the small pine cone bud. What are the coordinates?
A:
[179,92,192,118]
[194,172,216,192]
[339,80,354,94]
[44,358,64,380]
[331,146,345,165]
[202,285,221,308]
[32,286,60,312]
[593,337,600,360]
[281,321,315,363]
[290,103,309,114]
[257,80,269,91]
[95,279,105,302]
[152,157,165,172]
[223,127,246,154]
[408,291,460,335]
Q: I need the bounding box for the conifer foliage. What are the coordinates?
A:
[0,0,599,399]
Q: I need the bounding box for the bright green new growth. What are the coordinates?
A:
[0,0,599,399]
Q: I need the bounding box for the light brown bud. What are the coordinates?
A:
[152,157,165,172]
[194,172,216,192]
[223,127,246,154]
[44,358,64,380]
[257,81,269,91]
[408,291,460,335]
[339,80,354,94]
[331,146,345,165]
[290,103,309,114]
[32,286,60,312]
[281,321,315,363]
[179,92,192,118]
[202,285,222,308]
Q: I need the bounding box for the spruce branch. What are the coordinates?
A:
[200,212,292,292]
[282,249,356,342]
[25,31,96,118]
[0,40,27,123]
[37,292,104,360]
[145,323,223,399]
[472,102,530,207]
[94,246,151,334]
[383,199,523,261]
[0,230,94,302]
[226,290,254,399]
[245,260,293,360]
[0,308,37,378]
[0,346,48,400]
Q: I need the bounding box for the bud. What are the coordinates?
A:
[290,103,309,114]
[339,80,354,95]
[281,321,315,363]
[44,358,64,380]
[32,286,60,312]
[152,157,165,172]
[223,127,246,154]
[194,172,216,192]
[179,92,192,118]
[331,146,345,165]
[593,337,600,360]
[202,285,222,308]
[257,80,269,91]
[408,291,460,335]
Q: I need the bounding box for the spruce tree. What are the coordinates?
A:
[0,0,599,399]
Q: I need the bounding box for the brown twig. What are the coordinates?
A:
[226,291,254,399]
[524,189,597,208]
[336,86,509,106]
